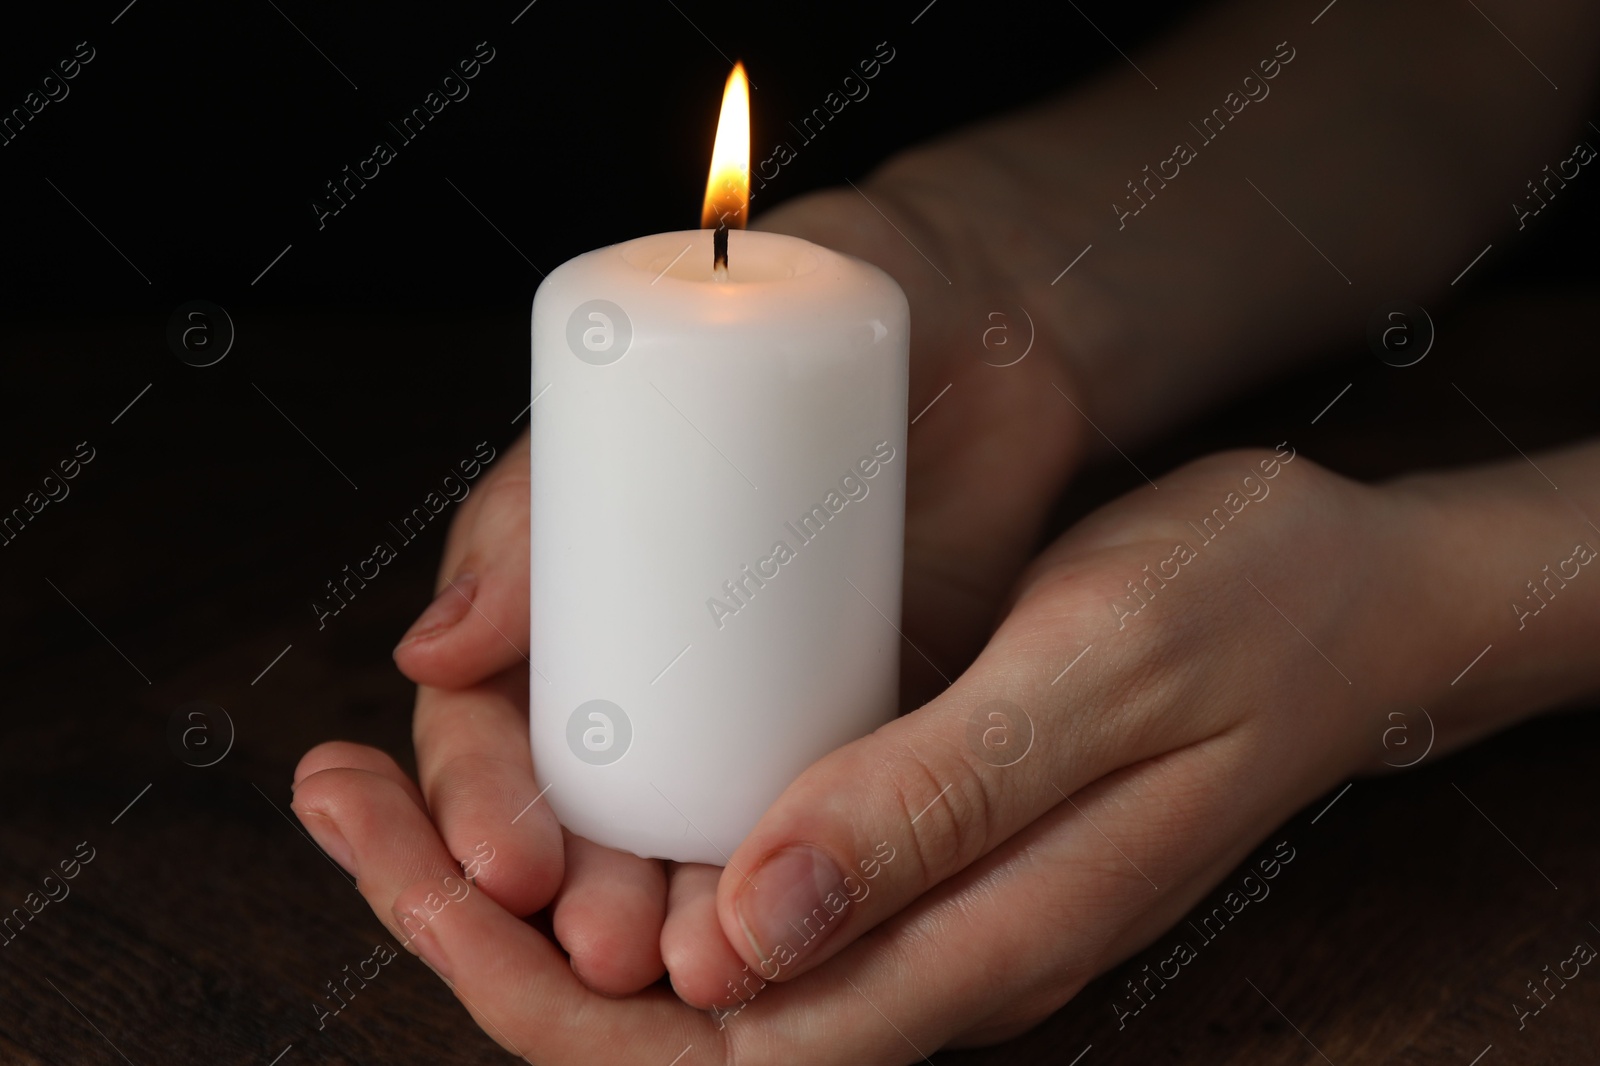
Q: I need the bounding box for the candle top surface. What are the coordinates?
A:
[535,228,908,341]
[572,228,905,287]
[620,229,818,285]
[536,228,904,324]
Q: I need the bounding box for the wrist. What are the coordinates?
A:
[755,162,1100,477]
[756,116,1175,457]
[1385,448,1600,755]
[866,138,1138,456]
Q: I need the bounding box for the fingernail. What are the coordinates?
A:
[395,572,476,651]
[735,846,844,974]
[300,810,358,878]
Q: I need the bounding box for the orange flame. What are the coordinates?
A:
[701,62,750,231]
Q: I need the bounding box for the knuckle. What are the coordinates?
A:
[475,462,529,513]
[421,751,524,824]
[881,739,995,886]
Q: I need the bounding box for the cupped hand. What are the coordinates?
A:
[368,179,1094,997]
[295,443,1482,1061]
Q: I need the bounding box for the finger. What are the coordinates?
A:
[410,668,564,916]
[680,735,1274,1062]
[551,835,668,996]
[290,764,711,1062]
[393,432,530,688]
[293,741,425,809]
[291,734,1266,1062]
[290,742,425,876]
[661,862,751,1008]
[837,731,1289,1053]
[714,549,1236,984]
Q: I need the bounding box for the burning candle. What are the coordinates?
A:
[528,64,910,864]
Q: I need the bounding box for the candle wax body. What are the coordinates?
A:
[529,229,909,864]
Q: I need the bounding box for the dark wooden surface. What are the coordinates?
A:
[1,291,1596,1065]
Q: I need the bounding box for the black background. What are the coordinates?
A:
[0,0,1207,313]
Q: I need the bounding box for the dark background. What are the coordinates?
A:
[0,0,1186,313]
[3,1,1599,1064]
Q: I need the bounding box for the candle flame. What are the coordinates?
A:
[701,62,750,231]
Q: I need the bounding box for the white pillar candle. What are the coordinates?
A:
[528,225,909,863]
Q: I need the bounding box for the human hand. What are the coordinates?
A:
[648,442,1514,1019]
[295,442,1524,1060]
[363,177,1098,997]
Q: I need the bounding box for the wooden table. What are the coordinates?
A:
[1,294,1594,1064]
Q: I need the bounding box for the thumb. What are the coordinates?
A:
[713,594,1103,984]
[393,431,530,688]
[713,551,1224,985]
